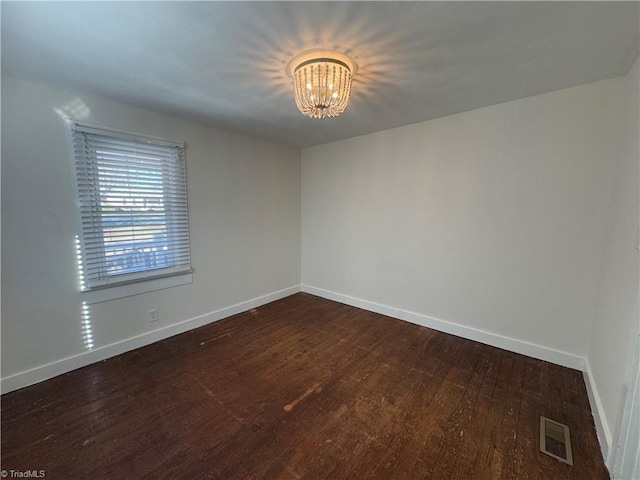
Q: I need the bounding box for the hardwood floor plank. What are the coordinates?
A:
[450,345,502,480]
[1,293,608,479]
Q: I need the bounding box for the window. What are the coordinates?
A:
[71,123,192,295]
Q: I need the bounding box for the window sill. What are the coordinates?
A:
[82,272,193,304]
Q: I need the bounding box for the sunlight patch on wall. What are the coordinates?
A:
[76,235,94,350]
[81,301,94,351]
[54,98,90,120]
[75,235,86,291]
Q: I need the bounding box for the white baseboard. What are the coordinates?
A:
[1,285,301,394]
[583,360,613,468]
[302,284,585,370]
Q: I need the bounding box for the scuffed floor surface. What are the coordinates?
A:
[1,293,608,479]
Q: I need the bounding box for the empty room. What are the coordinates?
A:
[1,2,639,479]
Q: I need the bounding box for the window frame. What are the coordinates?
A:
[68,120,193,304]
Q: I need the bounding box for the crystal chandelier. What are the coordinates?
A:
[288,51,357,119]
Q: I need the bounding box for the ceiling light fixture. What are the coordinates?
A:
[287,51,357,119]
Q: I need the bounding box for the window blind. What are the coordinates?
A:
[72,123,191,290]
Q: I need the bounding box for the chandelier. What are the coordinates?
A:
[288,51,357,119]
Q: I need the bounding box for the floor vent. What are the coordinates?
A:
[540,416,573,465]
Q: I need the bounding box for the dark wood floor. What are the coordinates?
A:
[2,293,607,479]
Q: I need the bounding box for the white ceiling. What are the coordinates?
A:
[2,2,638,148]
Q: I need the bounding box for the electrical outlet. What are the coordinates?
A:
[149,309,159,322]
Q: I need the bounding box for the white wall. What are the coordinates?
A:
[1,76,301,387]
[588,57,640,471]
[302,77,624,361]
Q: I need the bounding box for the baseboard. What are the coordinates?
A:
[302,284,585,371]
[583,359,613,468]
[1,285,301,394]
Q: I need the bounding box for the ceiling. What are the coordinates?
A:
[2,2,638,148]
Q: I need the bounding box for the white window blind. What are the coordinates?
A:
[72,123,191,290]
